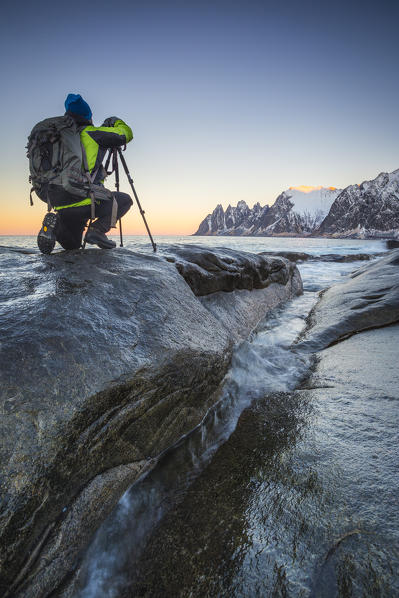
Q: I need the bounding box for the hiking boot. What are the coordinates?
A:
[37,212,59,254]
[85,228,116,249]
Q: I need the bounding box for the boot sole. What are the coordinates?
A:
[37,213,59,255]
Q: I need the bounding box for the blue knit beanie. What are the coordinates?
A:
[64,93,92,120]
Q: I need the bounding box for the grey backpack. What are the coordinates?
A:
[27,115,90,208]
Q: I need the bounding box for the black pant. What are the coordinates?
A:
[55,192,132,250]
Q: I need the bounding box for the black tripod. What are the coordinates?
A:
[105,148,123,247]
[105,148,157,252]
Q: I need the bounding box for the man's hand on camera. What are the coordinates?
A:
[102,116,119,127]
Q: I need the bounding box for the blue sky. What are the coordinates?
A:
[0,0,398,233]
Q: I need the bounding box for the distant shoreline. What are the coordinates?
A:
[191,233,396,241]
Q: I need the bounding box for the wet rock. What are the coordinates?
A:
[258,251,376,263]
[316,253,376,262]
[301,324,399,597]
[0,245,36,254]
[119,389,312,598]
[387,239,399,249]
[297,249,399,352]
[0,244,301,597]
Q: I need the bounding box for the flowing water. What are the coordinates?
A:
[2,235,396,597]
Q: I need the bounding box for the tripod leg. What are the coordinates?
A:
[119,218,123,247]
[117,149,157,252]
[82,218,92,250]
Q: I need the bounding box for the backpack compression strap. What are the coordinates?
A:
[80,141,97,221]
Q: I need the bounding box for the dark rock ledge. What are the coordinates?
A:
[259,250,382,263]
[0,244,301,598]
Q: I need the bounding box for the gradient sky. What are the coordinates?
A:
[0,0,398,235]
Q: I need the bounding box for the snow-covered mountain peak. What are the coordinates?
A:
[282,186,341,218]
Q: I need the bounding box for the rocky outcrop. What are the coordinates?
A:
[316,169,399,238]
[297,249,399,352]
[0,244,301,598]
[163,244,296,295]
[194,201,268,236]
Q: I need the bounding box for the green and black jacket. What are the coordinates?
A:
[55,112,133,210]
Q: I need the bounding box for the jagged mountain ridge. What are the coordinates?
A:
[194,169,399,238]
[194,187,341,236]
[316,169,399,237]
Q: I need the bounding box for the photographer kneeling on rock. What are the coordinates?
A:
[28,93,133,253]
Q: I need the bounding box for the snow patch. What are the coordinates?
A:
[283,187,341,219]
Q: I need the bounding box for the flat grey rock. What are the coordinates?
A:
[297,249,399,352]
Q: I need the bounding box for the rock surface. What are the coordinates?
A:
[0,244,301,597]
[297,249,399,352]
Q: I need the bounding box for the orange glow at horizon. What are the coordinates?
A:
[0,180,203,235]
[0,196,200,236]
[288,185,337,193]
[0,216,198,236]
